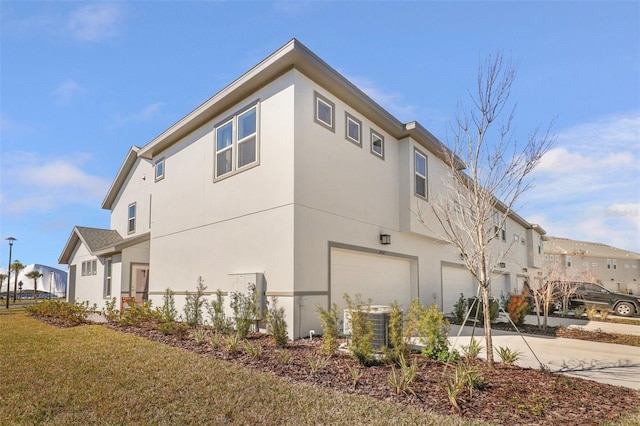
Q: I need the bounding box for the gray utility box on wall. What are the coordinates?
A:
[343,305,391,350]
[229,273,266,318]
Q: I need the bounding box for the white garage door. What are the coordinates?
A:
[330,248,412,315]
[491,273,511,299]
[442,264,475,315]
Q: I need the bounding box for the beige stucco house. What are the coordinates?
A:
[544,237,640,294]
[59,39,546,338]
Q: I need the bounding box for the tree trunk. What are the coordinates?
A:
[481,285,494,366]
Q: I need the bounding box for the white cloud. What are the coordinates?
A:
[51,79,85,105]
[0,152,110,216]
[2,4,124,42]
[67,3,123,42]
[520,111,640,253]
[0,114,35,134]
[109,102,166,129]
[344,74,417,122]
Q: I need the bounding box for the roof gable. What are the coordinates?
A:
[59,226,123,264]
[102,146,140,210]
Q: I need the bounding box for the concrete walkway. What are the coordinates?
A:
[448,315,640,390]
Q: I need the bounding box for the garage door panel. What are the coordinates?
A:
[331,249,411,316]
[442,265,475,315]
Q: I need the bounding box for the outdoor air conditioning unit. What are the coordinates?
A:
[343,305,391,350]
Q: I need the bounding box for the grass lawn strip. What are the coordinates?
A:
[0,312,486,425]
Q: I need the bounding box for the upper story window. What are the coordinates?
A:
[128,202,136,234]
[314,92,335,132]
[345,113,361,145]
[491,213,506,241]
[371,130,384,159]
[567,256,572,267]
[215,104,259,179]
[414,149,428,199]
[155,158,165,182]
[607,259,612,269]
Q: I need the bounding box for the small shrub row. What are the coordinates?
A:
[26,299,96,325]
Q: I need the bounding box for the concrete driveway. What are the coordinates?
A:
[448,315,640,390]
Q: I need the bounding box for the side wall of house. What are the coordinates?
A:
[144,71,297,334]
[291,72,470,336]
[66,242,105,306]
[110,158,154,238]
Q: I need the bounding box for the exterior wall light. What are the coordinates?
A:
[380,234,391,245]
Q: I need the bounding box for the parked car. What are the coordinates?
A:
[553,281,640,317]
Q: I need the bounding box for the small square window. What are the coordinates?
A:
[155,158,165,182]
[314,92,335,132]
[345,113,361,145]
[370,130,384,159]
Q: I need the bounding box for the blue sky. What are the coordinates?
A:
[1,1,639,270]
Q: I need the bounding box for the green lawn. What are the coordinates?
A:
[0,311,489,425]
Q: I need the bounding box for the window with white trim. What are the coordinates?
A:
[371,129,384,159]
[104,258,112,297]
[314,92,334,131]
[155,158,165,181]
[414,149,427,199]
[128,203,136,234]
[607,259,612,269]
[81,260,97,276]
[345,113,361,145]
[567,256,572,267]
[215,104,259,179]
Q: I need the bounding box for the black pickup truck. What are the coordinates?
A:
[556,281,640,317]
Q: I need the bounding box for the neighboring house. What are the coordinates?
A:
[59,39,545,338]
[544,237,640,294]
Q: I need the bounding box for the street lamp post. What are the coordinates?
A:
[5,237,16,309]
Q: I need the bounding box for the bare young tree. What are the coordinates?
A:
[425,52,555,366]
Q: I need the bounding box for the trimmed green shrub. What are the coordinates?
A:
[344,293,375,366]
[266,296,288,348]
[184,277,207,328]
[317,302,340,356]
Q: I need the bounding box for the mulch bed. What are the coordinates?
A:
[96,321,639,426]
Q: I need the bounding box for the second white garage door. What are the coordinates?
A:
[441,264,476,315]
[330,248,412,315]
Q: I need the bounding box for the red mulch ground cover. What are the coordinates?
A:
[102,323,639,426]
